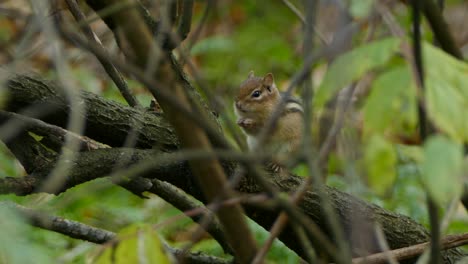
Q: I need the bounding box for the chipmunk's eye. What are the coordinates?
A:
[251,90,261,98]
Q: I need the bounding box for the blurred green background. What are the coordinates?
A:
[0,0,467,263]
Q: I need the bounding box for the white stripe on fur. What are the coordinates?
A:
[285,102,303,113]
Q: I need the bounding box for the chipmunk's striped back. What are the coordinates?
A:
[281,92,303,114]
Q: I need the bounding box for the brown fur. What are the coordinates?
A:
[234,72,303,159]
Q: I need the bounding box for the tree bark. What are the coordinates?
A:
[1,74,465,263]
[4,74,179,150]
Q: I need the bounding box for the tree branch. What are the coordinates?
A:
[3,74,178,150]
[149,179,233,254]
[1,74,466,262]
[0,110,108,151]
[353,233,468,264]
[421,0,463,59]
[64,0,141,108]
[1,202,231,264]
[6,202,115,243]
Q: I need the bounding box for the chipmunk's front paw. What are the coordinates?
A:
[266,162,290,181]
[267,162,282,173]
[237,118,255,129]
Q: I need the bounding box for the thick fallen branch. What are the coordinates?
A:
[3,74,178,150]
[0,110,108,151]
[1,74,466,262]
[0,145,464,262]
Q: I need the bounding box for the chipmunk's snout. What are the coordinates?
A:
[235,101,249,113]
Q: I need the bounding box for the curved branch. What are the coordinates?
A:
[421,0,463,59]
[2,202,231,264]
[0,144,465,262]
[0,110,108,151]
[7,202,115,243]
[397,0,463,59]
[1,74,465,262]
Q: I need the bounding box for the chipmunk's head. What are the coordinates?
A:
[234,71,280,116]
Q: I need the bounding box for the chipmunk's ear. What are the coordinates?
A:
[263,73,274,89]
[248,71,255,78]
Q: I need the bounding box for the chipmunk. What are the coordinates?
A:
[234,71,303,172]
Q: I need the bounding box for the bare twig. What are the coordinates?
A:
[186,0,213,51]
[58,27,230,149]
[411,1,442,262]
[30,1,87,195]
[0,110,109,151]
[353,233,468,264]
[421,0,462,59]
[374,224,399,264]
[149,179,233,254]
[176,0,194,41]
[281,0,330,44]
[5,201,115,243]
[64,0,140,108]
[0,202,231,264]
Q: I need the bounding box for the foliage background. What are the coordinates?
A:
[0,0,467,263]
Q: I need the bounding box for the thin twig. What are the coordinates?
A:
[411,0,442,262]
[421,0,462,59]
[186,0,213,51]
[149,179,233,254]
[58,26,231,149]
[5,201,116,243]
[374,224,399,264]
[0,202,231,264]
[281,0,330,44]
[65,0,140,108]
[176,0,194,41]
[31,1,87,195]
[353,233,468,264]
[0,110,109,151]
[254,13,371,264]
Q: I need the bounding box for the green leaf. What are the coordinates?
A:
[349,0,374,19]
[363,65,417,135]
[314,37,401,108]
[396,144,423,163]
[364,135,397,195]
[421,135,463,206]
[95,224,171,264]
[424,43,468,142]
[190,36,235,56]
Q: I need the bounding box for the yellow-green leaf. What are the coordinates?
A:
[363,65,417,135]
[421,135,463,206]
[424,43,468,142]
[397,144,423,163]
[95,224,171,264]
[349,0,374,19]
[314,37,401,108]
[364,135,397,195]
